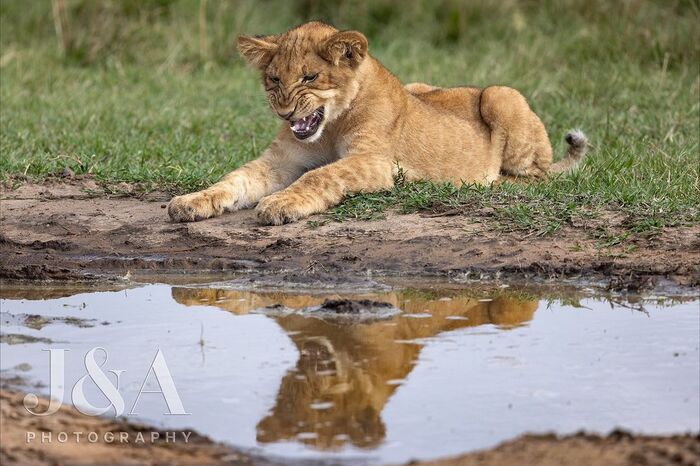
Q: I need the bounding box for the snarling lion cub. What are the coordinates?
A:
[168,21,587,225]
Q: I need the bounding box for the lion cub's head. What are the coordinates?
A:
[237,22,368,142]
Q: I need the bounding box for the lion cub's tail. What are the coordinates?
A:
[549,129,588,174]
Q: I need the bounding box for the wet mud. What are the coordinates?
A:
[1,180,699,289]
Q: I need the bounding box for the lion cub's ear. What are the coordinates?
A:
[320,31,368,68]
[237,35,278,69]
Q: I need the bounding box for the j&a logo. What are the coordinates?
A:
[23,347,188,417]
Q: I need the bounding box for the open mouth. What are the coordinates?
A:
[289,107,324,140]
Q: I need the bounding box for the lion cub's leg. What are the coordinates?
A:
[256,155,394,225]
[479,86,553,178]
[168,147,306,222]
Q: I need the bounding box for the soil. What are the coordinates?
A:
[0,389,275,466]
[413,431,700,466]
[1,390,697,466]
[1,179,698,290]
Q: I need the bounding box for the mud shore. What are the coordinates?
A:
[1,180,698,290]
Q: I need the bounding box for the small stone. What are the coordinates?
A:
[60,166,75,178]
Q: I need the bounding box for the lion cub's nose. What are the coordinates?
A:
[277,109,294,120]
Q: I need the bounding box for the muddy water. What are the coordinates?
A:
[1,283,698,463]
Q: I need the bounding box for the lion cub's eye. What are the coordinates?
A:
[269,76,280,84]
[302,73,318,84]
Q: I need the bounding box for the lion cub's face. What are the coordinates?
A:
[238,22,368,143]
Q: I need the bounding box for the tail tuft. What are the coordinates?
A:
[550,129,588,174]
[565,129,587,154]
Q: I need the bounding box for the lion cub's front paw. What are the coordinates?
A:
[168,191,222,222]
[256,193,309,225]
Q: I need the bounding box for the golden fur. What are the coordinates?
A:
[168,21,587,225]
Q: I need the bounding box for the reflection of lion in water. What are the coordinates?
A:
[172,288,537,449]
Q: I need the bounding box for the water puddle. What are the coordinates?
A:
[0,282,698,463]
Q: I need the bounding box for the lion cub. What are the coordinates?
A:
[169,21,587,225]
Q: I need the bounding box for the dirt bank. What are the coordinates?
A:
[1,180,699,289]
[1,390,697,466]
[0,389,274,466]
[413,431,700,466]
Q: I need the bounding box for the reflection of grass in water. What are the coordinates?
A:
[169,282,696,316]
[397,287,538,304]
[544,293,699,315]
[399,285,698,313]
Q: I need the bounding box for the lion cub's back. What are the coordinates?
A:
[412,86,487,128]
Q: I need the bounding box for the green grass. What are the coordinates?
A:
[1,0,699,236]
